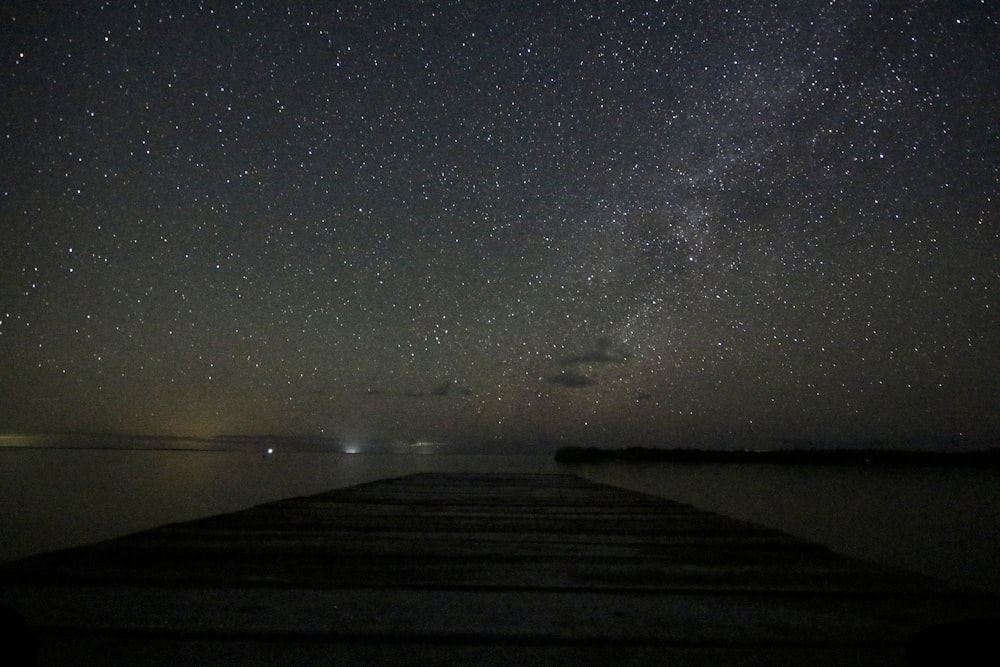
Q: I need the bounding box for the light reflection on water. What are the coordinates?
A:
[1,447,998,594]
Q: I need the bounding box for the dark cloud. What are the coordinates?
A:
[545,371,596,388]
[431,381,473,397]
[561,336,628,365]
[367,380,472,399]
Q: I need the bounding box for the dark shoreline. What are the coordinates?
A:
[554,445,1000,466]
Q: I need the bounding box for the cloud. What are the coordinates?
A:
[561,335,627,365]
[561,349,621,364]
[431,380,472,397]
[366,380,472,398]
[545,371,596,388]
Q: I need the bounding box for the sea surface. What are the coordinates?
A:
[2,441,999,594]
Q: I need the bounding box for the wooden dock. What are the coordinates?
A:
[2,472,998,665]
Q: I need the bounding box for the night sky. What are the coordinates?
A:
[2,1,998,449]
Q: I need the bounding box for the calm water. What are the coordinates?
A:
[2,447,998,594]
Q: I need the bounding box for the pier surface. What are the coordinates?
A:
[2,472,998,665]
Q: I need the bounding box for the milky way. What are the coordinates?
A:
[2,1,997,448]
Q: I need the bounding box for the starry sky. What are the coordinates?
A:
[1,1,998,449]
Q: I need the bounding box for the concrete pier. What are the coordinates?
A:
[2,472,998,665]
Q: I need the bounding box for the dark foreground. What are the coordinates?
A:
[1,473,998,666]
